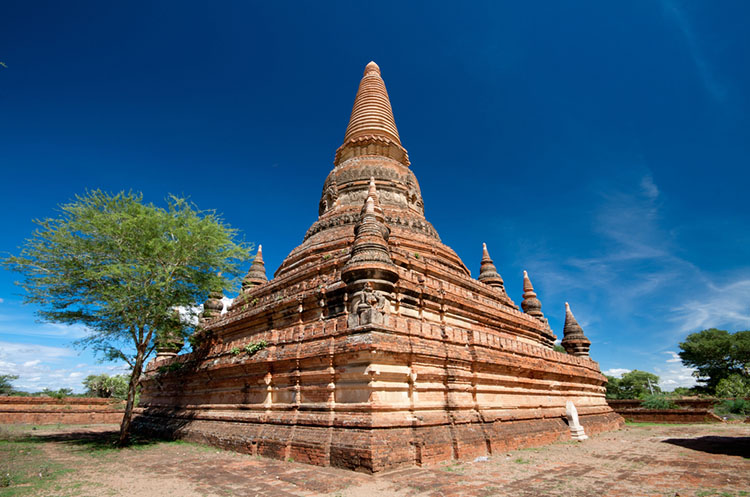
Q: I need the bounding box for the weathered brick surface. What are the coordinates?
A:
[613,409,722,423]
[134,62,623,472]
[0,396,124,425]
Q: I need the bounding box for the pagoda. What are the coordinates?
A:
[134,62,622,472]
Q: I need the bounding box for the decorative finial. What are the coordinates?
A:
[364,61,380,76]
[242,245,269,291]
[478,243,506,292]
[561,302,591,357]
[521,270,549,327]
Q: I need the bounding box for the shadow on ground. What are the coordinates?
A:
[662,436,750,458]
[3,428,170,453]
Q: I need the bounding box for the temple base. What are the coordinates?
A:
[132,409,622,473]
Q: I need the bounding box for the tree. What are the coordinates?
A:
[679,328,750,393]
[606,370,661,399]
[0,374,18,395]
[42,387,73,399]
[671,386,697,397]
[715,374,750,399]
[83,374,129,399]
[4,190,249,445]
[605,375,624,399]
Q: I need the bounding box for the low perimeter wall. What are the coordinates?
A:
[0,396,125,425]
[607,399,723,424]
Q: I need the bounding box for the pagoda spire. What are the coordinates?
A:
[478,243,506,292]
[242,245,268,291]
[334,62,409,166]
[561,302,591,357]
[344,61,401,145]
[521,270,549,327]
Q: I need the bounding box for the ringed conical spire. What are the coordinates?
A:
[478,243,506,292]
[521,270,549,327]
[561,302,591,357]
[242,245,268,291]
[334,62,409,166]
[344,61,401,145]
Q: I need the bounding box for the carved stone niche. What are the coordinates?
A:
[347,281,391,328]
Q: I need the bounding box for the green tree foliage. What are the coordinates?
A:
[41,388,73,399]
[3,190,249,445]
[605,376,623,399]
[715,374,750,399]
[670,386,697,397]
[0,374,19,395]
[83,374,129,399]
[641,394,678,409]
[679,328,750,393]
[605,370,661,399]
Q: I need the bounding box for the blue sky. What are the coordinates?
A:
[1,1,748,392]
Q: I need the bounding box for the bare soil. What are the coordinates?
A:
[1,422,748,497]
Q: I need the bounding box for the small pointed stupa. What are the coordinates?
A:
[155,309,183,361]
[561,302,591,357]
[201,290,224,323]
[242,245,268,291]
[341,181,398,290]
[521,270,549,327]
[334,61,409,166]
[478,243,506,292]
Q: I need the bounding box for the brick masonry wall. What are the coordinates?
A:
[0,396,125,425]
[607,399,727,424]
[614,409,722,424]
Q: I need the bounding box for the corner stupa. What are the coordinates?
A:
[135,62,622,473]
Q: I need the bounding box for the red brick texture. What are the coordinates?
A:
[0,397,125,425]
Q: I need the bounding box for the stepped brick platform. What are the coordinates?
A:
[134,61,623,472]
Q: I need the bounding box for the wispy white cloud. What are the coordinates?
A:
[603,368,631,378]
[639,174,659,200]
[512,169,749,380]
[0,321,92,339]
[0,340,128,393]
[654,360,697,390]
[660,0,727,102]
[671,279,750,335]
[664,351,681,363]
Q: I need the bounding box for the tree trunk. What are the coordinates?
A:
[118,347,145,446]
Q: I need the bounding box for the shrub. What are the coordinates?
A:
[641,394,678,409]
[244,340,268,355]
[716,398,750,415]
[715,374,750,399]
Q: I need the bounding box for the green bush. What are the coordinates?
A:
[715,374,750,399]
[641,394,679,409]
[716,398,750,415]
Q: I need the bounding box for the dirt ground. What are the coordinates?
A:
[1,422,748,497]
